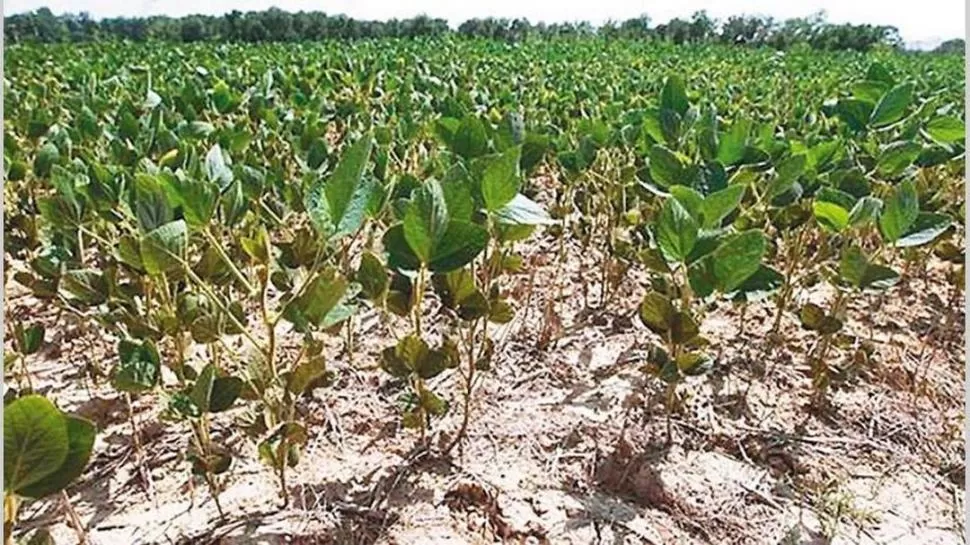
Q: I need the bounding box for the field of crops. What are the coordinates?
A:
[3,37,966,544]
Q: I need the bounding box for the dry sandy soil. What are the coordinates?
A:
[5,198,966,545]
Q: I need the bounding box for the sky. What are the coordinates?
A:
[3,0,965,49]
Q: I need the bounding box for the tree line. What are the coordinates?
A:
[3,7,959,53]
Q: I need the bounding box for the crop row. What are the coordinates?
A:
[2,40,965,543]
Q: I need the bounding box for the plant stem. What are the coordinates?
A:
[203,228,256,295]
[4,494,18,545]
[125,394,155,502]
[61,491,89,545]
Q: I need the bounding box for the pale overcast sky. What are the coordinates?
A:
[3,0,965,48]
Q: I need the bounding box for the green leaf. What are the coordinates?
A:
[141,220,188,276]
[453,115,488,159]
[848,196,883,227]
[716,119,749,166]
[305,135,374,240]
[404,180,450,264]
[61,270,108,306]
[776,153,807,183]
[33,143,60,178]
[357,252,388,302]
[660,75,689,117]
[876,141,921,177]
[656,198,698,263]
[209,376,243,413]
[669,186,704,220]
[813,201,850,233]
[493,194,553,225]
[4,396,69,494]
[204,143,234,190]
[835,98,874,132]
[649,145,686,188]
[15,324,45,355]
[190,364,216,413]
[481,146,521,211]
[112,339,161,393]
[711,230,765,292]
[924,116,965,144]
[869,83,914,128]
[878,180,919,243]
[639,292,675,335]
[894,212,952,248]
[839,246,900,291]
[699,184,744,229]
[428,221,488,272]
[731,265,784,302]
[440,165,474,221]
[284,271,349,329]
[18,414,96,499]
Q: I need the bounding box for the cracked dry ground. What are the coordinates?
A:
[5,212,965,545]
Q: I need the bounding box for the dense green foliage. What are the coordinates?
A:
[2,35,965,536]
[4,7,929,52]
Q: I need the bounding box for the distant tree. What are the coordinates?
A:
[935,39,965,54]
[180,16,206,42]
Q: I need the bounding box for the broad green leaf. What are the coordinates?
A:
[716,119,749,166]
[33,143,59,178]
[18,414,96,499]
[453,115,488,159]
[676,352,712,376]
[731,265,784,302]
[357,252,388,301]
[839,246,900,290]
[876,141,921,177]
[869,83,914,128]
[894,212,952,247]
[403,179,449,264]
[813,201,850,233]
[924,116,965,144]
[190,364,216,413]
[639,292,675,335]
[61,269,108,305]
[649,145,686,188]
[669,185,704,220]
[209,376,243,413]
[699,184,744,229]
[4,396,69,494]
[848,196,882,227]
[112,339,161,393]
[284,271,349,328]
[494,193,553,225]
[711,230,765,292]
[481,146,521,211]
[15,324,44,355]
[878,180,919,243]
[204,143,234,189]
[836,98,873,132]
[141,220,188,276]
[656,198,698,263]
[660,75,689,117]
[427,221,488,272]
[306,135,374,240]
